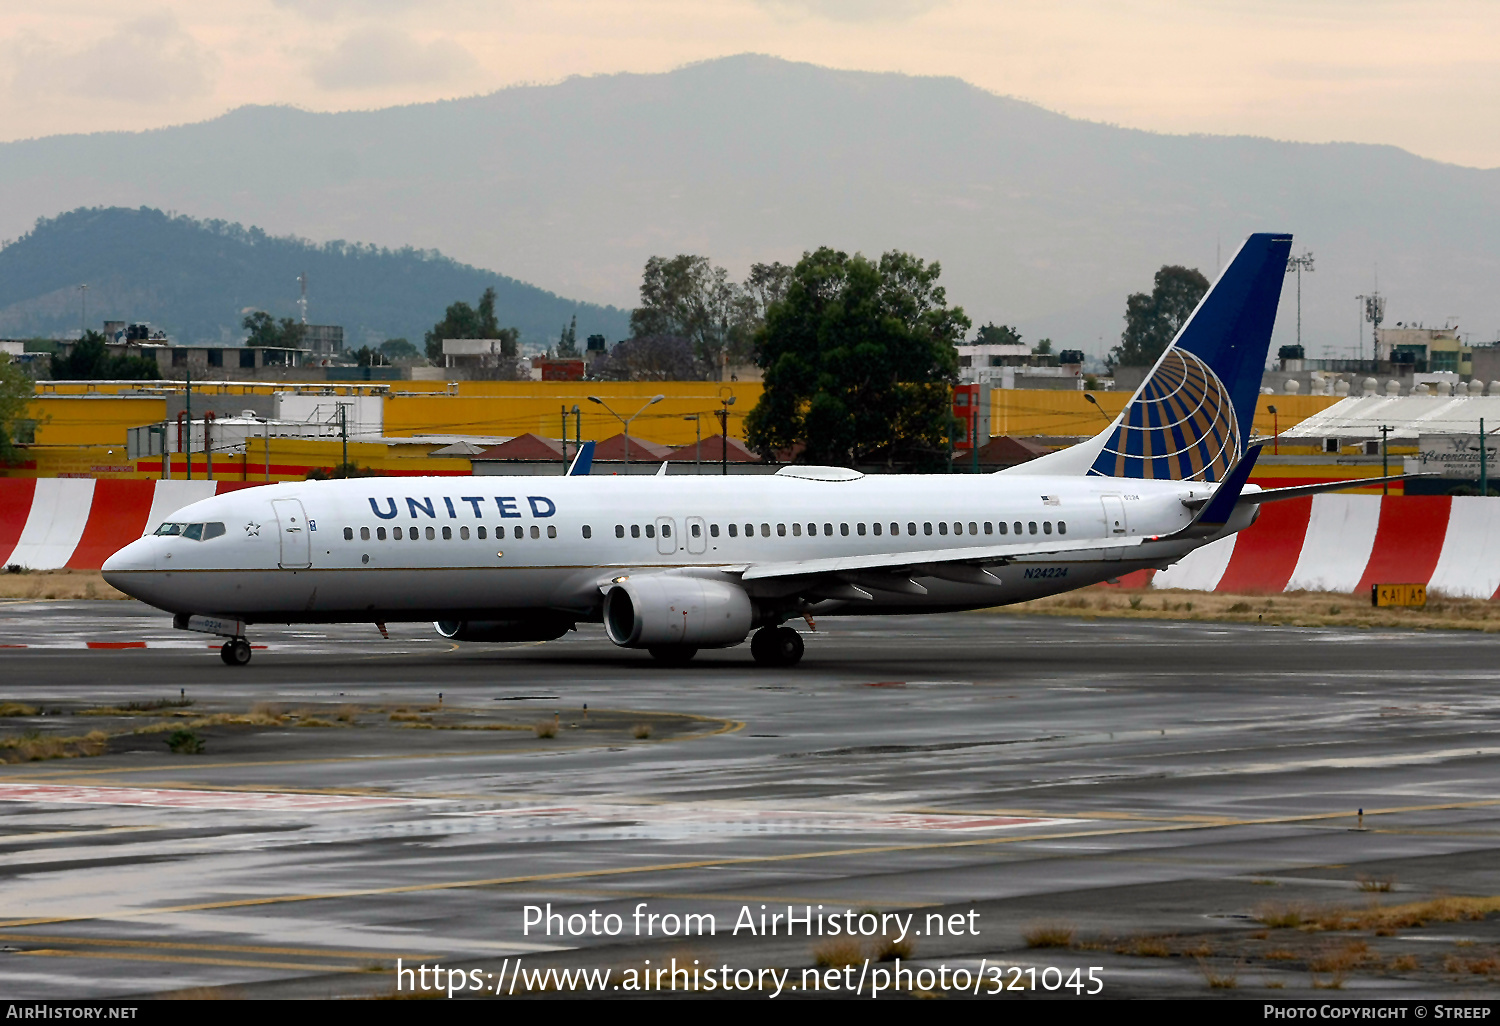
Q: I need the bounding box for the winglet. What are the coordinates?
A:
[1194,443,1263,527]
[567,440,594,476]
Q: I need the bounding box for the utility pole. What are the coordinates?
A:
[717,391,736,476]
[684,414,701,474]
[561,405,569,474]
[1285,252,1315,350]
[1482,418,1489,498]
[1381,424,1390,496]
[339,403,348,475]
[1268,404,1279,455]
[185,364,192,481]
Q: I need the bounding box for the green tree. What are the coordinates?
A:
[0,360,35,465]
[1110,265,1210,368]
[631,255,757,378]
[744,248,968,471]
[557,315,579,357]
[423,286,517,363]
[1032,338,1053,355]
[241,311,306,348]
[974,323,1022,347]
[51,331,160,380]
[379,338,418,361]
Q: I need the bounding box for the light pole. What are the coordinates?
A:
[1083,392,1113,426]
[683,413,701,474]
[1267,404,1279,455]
[587,394,663,474]
[717,392,736,476]
[1285,252,1314,351]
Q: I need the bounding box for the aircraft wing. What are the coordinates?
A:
[1238,472,1437,504]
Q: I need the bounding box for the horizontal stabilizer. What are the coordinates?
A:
[1240,472,1439,504]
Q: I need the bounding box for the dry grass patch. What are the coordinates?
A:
[811,938,863,969]
[1197,958,1238,989]
[533,719,558,739]
[1388,954,1420,972]
[1256,901,1314,929]
[1444,953,1500,976]
[388,711,428,723]
[873,934,915,961]
[1264,949,1298,962]
[0,703,39,717]
[1357,874,1396,893]
[0,569,128,601]
[1116,935,1172,958]
[1,729,109,763]
[631,723,653,740]
[1022,921,1075,948]
[991,587,1500,633]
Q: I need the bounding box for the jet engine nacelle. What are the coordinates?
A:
[603,576,752,649]
[433,619,572,643]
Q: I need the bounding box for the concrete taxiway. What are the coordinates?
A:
[2,600,1500,998]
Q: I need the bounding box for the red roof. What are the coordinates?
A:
[969,435,1050,466]
[471,433,565,461]
[662,434,760,463]
[591,433,671,462]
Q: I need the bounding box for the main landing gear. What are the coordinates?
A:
[750,625,804,667]
[649,645,698,665]
[219,638,252,666]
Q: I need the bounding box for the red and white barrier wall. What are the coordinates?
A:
[0,480,263,570]
[1153,495,1500,599]
[2,481,1497,596]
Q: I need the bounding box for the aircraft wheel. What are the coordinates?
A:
[648,645,697,666]
[220,641,236,665]
[227,638,252,666]
[751,626,804,667]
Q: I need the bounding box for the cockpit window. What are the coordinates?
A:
[202,522,226,540]
[155,523,185,536]
[182,523,204,541]
[154,521,225,540]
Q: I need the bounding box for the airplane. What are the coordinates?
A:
[102,233,1410,668]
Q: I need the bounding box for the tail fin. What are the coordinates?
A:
[1004,233,1291,482]
[567,440,595,476]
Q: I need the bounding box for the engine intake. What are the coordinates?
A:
[603,576,752,649]
[433,619,572,643]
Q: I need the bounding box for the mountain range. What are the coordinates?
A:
[2,55,1498,357]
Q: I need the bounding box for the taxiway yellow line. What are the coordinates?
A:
[4,797,1495,930]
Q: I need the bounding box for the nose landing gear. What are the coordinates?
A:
[750,625,804,667]
[219,638,252,666]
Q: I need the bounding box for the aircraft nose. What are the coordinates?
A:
[102,537,153,576]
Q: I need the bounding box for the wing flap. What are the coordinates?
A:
[740,535,1147,582]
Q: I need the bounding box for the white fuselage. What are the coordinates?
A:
[101,471,1253,624]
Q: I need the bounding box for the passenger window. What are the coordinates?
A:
[183,523,204,541]
[645,524,655,538]
[154,522,184,536]
[907,523,916,535]
[1028,522,1038,535]
[728,524,738,537]
[856,523,865,536]
[631,525,641,538]
[547,525,557,539]
[426,527,436,540]
[841,523,849,536]
[1043,521,1053,535]
[583,525,592,539]
[792,523,802,537]
[377,527,387,540]
[442,526,452,540]
[872,523,881,536]
[777,523,786,537]
[968,522,977,535]
[616,525,625,538]
[691,524,701,537]
[662,524,671,537]
[983,522,992,535]
[359,526,370,541]
[394,527,403,540]
[477,527,486,540]
[460,526,470,540]
[938,522,948,536]
[513,526,523,539]
[1014,522,1023,534]
[343,527,354,541]
[530,525,540,539]
[710,524,719,537]
[410,530,419,543]
[924,523,933,536]
[760,523,770,537]
[998,522,1007,535]
[1059,521,1067,535]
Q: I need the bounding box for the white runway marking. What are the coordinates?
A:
[461,803,1078,835]
[0,784,441,812]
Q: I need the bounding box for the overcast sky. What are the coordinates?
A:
[4,1,1498,168]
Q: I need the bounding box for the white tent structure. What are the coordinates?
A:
[1282,395,1500,442]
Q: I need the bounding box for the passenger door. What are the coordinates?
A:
[1100,495,1127,561]
[271,498,312,569]
[685,516,707,555]
[655,516,677,556]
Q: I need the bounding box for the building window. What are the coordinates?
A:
[583,525,592,539]
[207,349,223,368]
[239,349,256,369]
[172,349,187,367]
[442,526,452,540]
[377,527,386,540]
